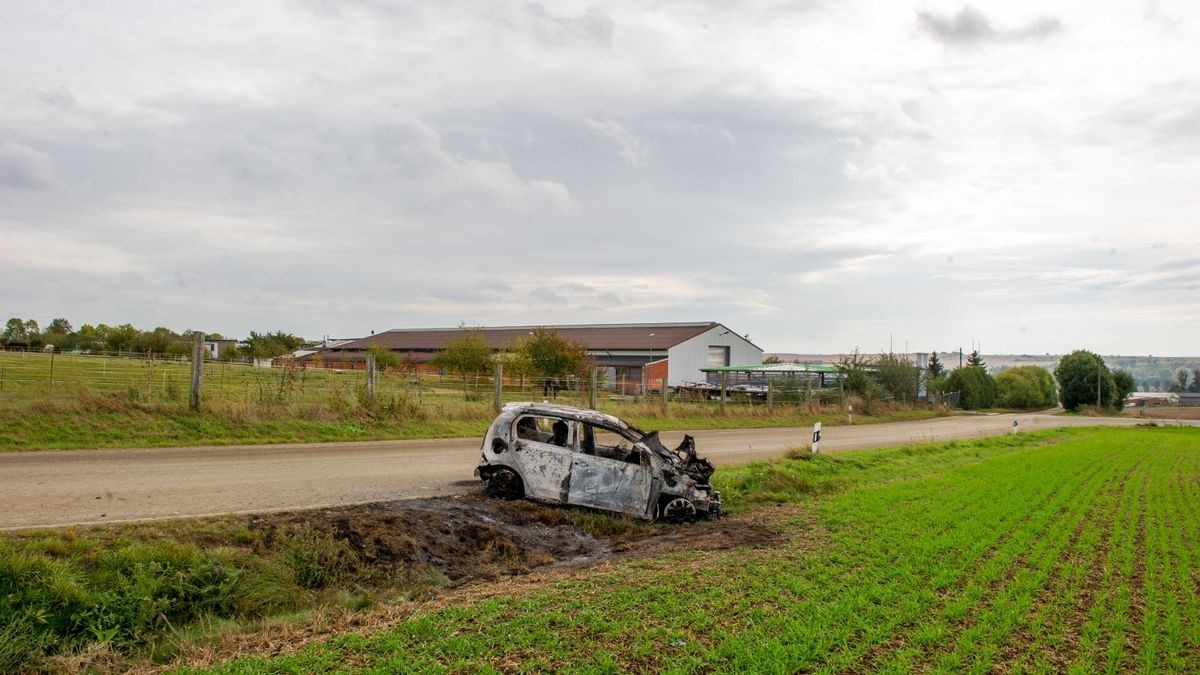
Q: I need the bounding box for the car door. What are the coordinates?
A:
[512,418,575,502]
[567,449,655,519]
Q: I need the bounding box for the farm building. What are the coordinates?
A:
[299,322,762,390]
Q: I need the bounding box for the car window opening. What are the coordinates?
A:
[582,424,642,465]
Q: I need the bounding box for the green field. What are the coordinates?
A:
[185,426,1199,674]
[0,351,936,451]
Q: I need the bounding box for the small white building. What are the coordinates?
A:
[203,338,238,360]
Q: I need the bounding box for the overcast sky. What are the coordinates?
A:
[2,1,1198,355]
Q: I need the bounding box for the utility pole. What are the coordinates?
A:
[1097,366,1102,407]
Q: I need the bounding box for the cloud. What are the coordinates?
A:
[917,6,1063,47]
[525,3,615,48]
[584,117,648,166]
[0,142,63,189]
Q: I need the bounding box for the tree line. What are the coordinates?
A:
[836,348,1135,413]
[1,317,306,360]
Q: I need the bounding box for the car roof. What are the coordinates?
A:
[503,402,635,432]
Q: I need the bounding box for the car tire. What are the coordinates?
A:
[659,497,697,523]
[486,468,524,500]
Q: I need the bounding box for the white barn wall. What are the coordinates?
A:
[666,324,762,387]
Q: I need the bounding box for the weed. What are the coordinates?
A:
[279,526,357,590]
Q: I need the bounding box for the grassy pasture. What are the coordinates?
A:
[186,426,1200,674]
[0,351,936,451]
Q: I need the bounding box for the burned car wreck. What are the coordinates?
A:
[475,403,721,522]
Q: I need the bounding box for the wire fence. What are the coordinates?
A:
[0,350,836,410]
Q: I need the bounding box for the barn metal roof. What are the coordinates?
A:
[330,322,745,352]
[702,362,839,373]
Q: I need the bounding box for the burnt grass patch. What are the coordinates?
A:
[250,491,781,584]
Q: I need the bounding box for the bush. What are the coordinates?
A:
[946,366,996,410]
[995,366,1058,409]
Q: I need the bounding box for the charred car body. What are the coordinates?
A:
[476,403,721,522]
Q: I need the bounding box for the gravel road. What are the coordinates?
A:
[1,412,1183,530]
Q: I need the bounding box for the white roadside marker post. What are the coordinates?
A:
[1012,419,1019,435]
[812,421,822,454]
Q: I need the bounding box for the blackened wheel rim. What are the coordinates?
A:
[661,497,697,523]
[486,468,523,500]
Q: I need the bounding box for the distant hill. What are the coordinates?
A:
[766,352,1200,393]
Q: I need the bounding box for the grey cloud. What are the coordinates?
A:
[528,286,570,305]
[917,6,1063,47]
[425,279,514,304]
[37,86,76,110]
[0,142,62,189]
[1101,87,1200,151]
[525,3,615,48]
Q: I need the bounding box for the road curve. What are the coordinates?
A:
[1,413,1187,530]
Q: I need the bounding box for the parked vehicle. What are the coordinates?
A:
[475,402,721,522]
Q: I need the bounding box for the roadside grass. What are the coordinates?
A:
[0,394,938,452]
[174,426,1199,674]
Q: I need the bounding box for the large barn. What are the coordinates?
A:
[302,322,762,390]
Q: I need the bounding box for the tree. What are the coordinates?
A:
[874,353,920,402]
[41,317,74,350]
[513,328,589,380]
[1191,369,1200,394]
[1055,350,1117,412]
[2,317,28,345]
[45,318,72,335]
[104,323,140,352]
[995,366,1058,410]
[241,331,306,359]
[73,324,105,352]
[762,355,783,364]
[966,349,986,369]
[367,343,399,370]
[927,352,946,379]
[836,348,873,397]
[430,326,494,397]
[1171,368,1190,393]
[134,326,179,354]
[1111,370,1135,409]
[947,366,997,410]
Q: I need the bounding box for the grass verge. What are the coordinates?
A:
[0,396,938,452]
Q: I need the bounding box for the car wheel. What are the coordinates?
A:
[660,497,697,523]
[486,468,524,500]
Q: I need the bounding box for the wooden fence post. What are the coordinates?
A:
[766,377,773,411]
[660,375,668,411]
[493,363,503,413]
[589,367,598,409]
[366,353,376,404]
[48,347,56,396]
[190,332,204,410]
